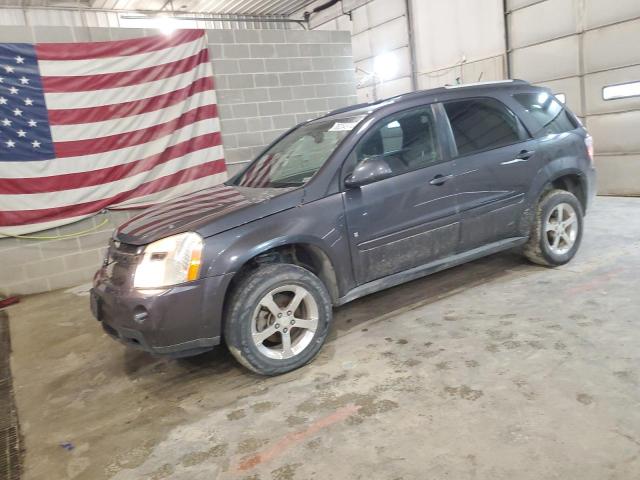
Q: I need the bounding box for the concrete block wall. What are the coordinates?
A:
[0,25,357,296]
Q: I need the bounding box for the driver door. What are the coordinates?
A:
[342,105,461,284]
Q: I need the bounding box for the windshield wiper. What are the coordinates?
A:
[534,101,568,136]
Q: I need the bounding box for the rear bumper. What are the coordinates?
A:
[90,272,233,357]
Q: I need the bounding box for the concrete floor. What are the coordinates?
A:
[5,196,640,480]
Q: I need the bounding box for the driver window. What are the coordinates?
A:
[353,107,440,177]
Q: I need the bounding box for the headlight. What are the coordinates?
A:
[133,232,203,289]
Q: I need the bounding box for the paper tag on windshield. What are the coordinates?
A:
[329,121,359,132]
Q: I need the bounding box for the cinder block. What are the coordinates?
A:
[336,83,357,97]
[306,98,329,112]
[269,86,293,101]
[218,105,234,119]
[238,59,266,74]
[316,84,340,97]
[32,26,77,43]
[223,74,255,89]
[222,133,239,149]
[286,30,318,44]
[274,44,300,58]
[232,103,259,117]
[283,99,307,114]
[217,90,245,104]
[262,130,282,144]
[254,73,280,88]
[322,44,352,57]
[39,237,81,257]
[292,85,318,99]
[273,114,297,129]
[2,278,50,296]
[258,102,283,116]
[212,59,240,75]
[77,230,112,250]
[312,57,334,70]
[334,57,354,69]
[328,97,352,110]
[0,263,25,285]
[63,249,102,272]
[289,57,313,72]
[261,30,286,44]
[243,88,270,103]
[264,58,290,73]
[302,71,325,85]
[47,266,96,291]
[220,118,248,134]
[279,72,303,87]
[225,147,255,163]
[250,43,277,58]
[0,243,42,268]
[237,132,265,148]
[299,44,323,57]
[331,31,351,43]
[222,43,250,58]
[205,29,235,44]
[246,117,273,131]
[296,112,319,124]
[0,25,35,43]
[233,29,262,44]
[25,257,65,280]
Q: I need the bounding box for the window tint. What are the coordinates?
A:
[514,92,577,135]
[444,98,525,156]
[352,107,440,177]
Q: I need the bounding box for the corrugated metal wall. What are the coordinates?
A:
[508,0,640,195]
[297,0,639,195]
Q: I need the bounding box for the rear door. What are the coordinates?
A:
[342,105,460,284]
[441,97,541,251]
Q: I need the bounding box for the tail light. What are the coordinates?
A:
[585,134,594,166]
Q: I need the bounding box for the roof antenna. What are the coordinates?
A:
[477,71,484,82]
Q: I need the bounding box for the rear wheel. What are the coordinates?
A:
[225,263,332,375]
[523,188,584,267]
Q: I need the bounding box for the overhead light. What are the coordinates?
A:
[373,52,398,82]
[155,16,178,35]
[603,80,640,100]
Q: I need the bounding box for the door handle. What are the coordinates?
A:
[429,174,452,186]
[501,150,535,165]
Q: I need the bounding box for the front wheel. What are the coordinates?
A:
[523,188,584,267]
[224,263,333,375]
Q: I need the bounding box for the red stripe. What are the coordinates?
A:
[119,190,241,232]
[0,160,226,227]
[35,30,204,61]
[0,133,222,195]
[48,77,214,125]
[128,193,246,236]
[42,49,210,93]
[53,104,218,158]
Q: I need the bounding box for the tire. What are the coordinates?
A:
[224,263,333,375]
[523,188,584,267]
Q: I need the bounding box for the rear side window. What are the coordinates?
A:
[443,98,527,156]
[513,92,577,135]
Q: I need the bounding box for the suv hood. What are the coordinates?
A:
[115,184,302,245]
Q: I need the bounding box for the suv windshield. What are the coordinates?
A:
[232,115,365,188]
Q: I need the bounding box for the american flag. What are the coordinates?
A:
[0,30,226,235]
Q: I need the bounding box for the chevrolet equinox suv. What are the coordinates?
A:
[91,80,596,375]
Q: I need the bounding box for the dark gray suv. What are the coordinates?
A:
[91,80,596,375]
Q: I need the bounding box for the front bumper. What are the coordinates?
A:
[90,272,232,357]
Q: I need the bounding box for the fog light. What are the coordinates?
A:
[133,306,148,324]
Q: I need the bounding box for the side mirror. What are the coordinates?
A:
[344,155,393,188]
